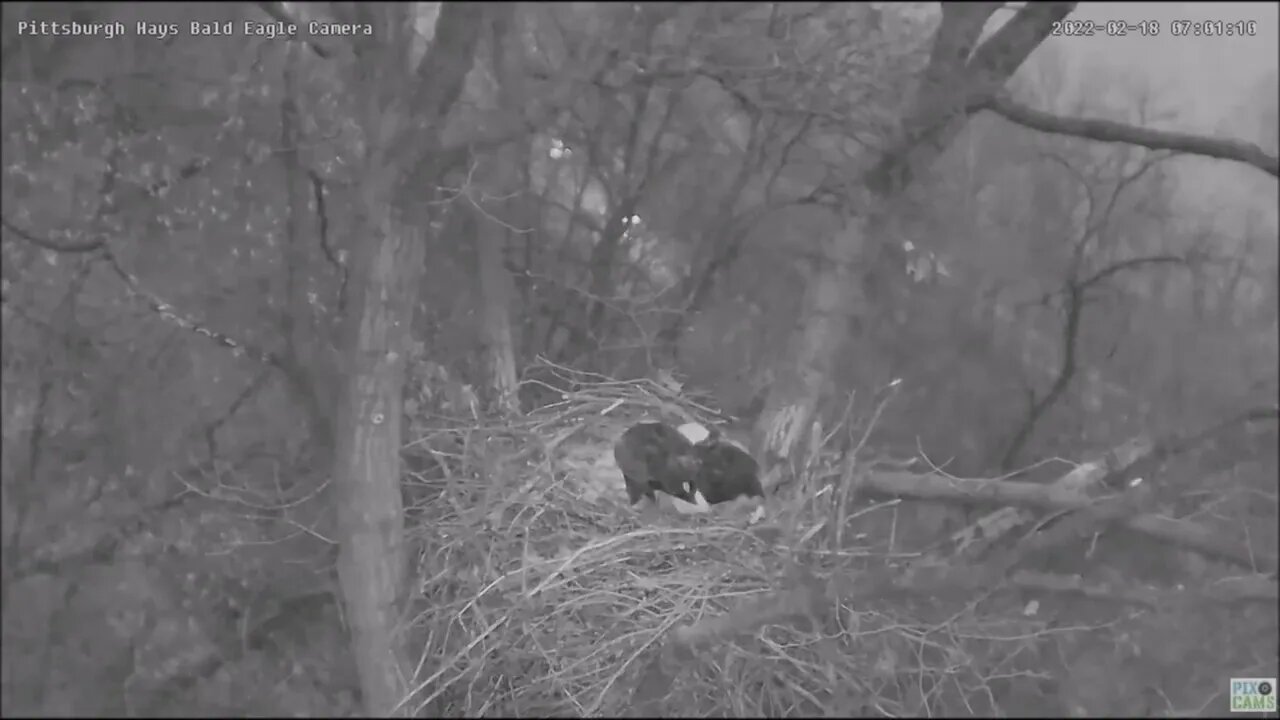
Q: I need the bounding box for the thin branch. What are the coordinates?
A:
[101,248,283,369]
[1086,150,1174,244]
[988,95,1280,178]
[1079,254,1187,291]
[1,217,105,253]
[1071,150,1173,276]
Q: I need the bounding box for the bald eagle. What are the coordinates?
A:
[613,421,700,507]
[677,422,764,509]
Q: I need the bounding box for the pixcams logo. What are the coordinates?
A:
[1230,678,1276,713]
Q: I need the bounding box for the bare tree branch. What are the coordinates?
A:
[988,95,1280,178]
[1,217,105,253]
[1079,254,1187,290]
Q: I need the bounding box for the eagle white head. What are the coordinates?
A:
[676,422,711,444]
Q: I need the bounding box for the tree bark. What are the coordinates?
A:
[754,2,1076,471]
[756,208,868,468]
[326,3,488,715]
[474,13,522,417]
[475,202,520,416]
[332,209,423,716]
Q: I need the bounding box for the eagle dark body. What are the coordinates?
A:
[614,422,700,505]
[689,435,764,504]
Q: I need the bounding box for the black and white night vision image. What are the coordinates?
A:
[2,2,1276,716]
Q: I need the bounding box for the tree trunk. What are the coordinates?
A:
[332,209,423,716]
[755,209,867,470]
[476,203,520,416]
[474,15,522,418]
[327,3,488,714]
[753,3,1074,471]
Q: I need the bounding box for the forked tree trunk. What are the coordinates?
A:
[753,3,1075,471]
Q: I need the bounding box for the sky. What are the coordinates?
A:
[1057,2,1277,127]
[1044,2,1279,234]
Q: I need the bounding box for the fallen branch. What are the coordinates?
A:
[1010,569,1277,609]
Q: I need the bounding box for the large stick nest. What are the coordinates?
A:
[397,368,1053,717]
